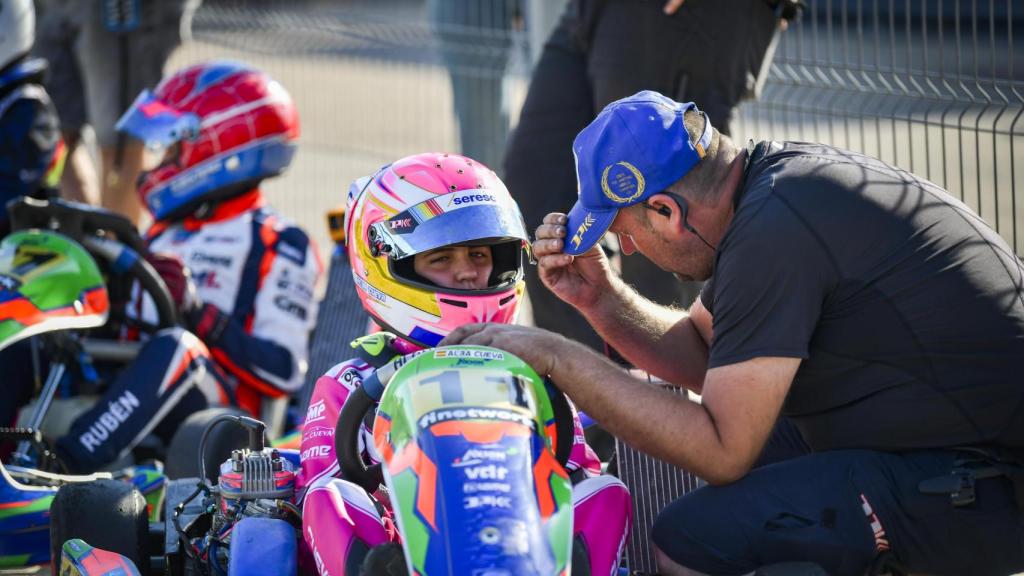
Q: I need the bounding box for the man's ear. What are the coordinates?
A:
[646,194,685,237]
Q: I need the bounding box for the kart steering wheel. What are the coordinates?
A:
[7,197,179,332]
[335,373,577,493]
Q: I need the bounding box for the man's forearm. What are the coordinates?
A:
[580,276,708,390]
[548,338,737,483]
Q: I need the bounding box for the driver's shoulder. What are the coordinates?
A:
[320,357,375,388]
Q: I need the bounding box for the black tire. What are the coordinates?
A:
[359,542,408,576]
[50,479,149,574]
[164,407,250,481]
[571,534,592,576]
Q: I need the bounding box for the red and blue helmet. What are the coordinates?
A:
[115,61,299,221]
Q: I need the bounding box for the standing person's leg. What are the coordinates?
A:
[653,448,1024,576]
[503,4,604,349]
[586,0,720,309]
[429,0,515,173]
[77,1,189,225]
[32,0,99,206]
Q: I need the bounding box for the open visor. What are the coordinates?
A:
[368,187,531,261]
[115,90,201,149]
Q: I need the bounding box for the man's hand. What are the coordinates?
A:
[146,252,199,314]
[440,323,568,378]
[663,0,685,14]
[534,212,616,312]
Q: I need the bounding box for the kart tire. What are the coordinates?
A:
[165,407,250,481]
[360,542,407,576]
[571,534,592,576]
[49,479,149,574]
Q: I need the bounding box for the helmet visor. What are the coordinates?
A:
[115,90,201,149]
[369,188,530,260]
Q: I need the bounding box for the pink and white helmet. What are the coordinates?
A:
[345,153,530,347]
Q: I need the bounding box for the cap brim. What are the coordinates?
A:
[564,201,617,256]
[114,90,200,148]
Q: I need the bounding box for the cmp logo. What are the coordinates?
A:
[601,161,646,204]
[570,213,596,250]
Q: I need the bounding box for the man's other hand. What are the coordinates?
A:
[440,323,567,378]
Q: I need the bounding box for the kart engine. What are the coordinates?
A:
[211,446,298,536]
[169,415,300,574]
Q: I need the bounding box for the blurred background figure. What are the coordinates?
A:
[504,0,800,351]
[0,0,64,236]
[32,0,202,225]
[427,0,521,174]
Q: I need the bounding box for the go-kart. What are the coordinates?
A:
[0,198,180,570]
[331,344,591,575]
[48,344,627,576]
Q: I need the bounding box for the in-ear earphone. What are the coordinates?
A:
[643,192,716,251]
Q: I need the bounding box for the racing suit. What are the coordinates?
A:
[0,57,64,235]
[56,189,321,471]
[298,334,632,576]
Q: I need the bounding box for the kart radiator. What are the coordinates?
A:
[614,381,705,574]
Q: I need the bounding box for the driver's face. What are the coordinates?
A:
[413,245,493,290]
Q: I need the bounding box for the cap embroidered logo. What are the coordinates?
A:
[601,161,646,204]
[571,213,596,250]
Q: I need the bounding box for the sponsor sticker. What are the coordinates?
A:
[447,192,497,207]
[464,482,512,494]
[434,349,505,361]
[464,494,512,509]
[305,399,327,424]
[418,407,533,430]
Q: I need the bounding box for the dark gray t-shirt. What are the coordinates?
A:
[701,141,1024,455]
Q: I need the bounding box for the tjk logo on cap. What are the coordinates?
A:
[571,212,596,250]
[601,162,646,204]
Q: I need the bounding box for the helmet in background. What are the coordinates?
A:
[0,0,33,73]
[116,60,299,221]
[345,153,530,347]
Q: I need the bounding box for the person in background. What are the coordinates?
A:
[428,0,521,173]
[47,60,319,471]
[0,0,65,237]
[32,0,201,224]
[504,0,800,351]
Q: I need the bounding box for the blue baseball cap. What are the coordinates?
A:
[564,91,713,256]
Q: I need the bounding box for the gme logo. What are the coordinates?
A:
[301,445,331,460]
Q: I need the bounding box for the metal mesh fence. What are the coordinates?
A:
[173,0,1023,260]
[735,1,1024,256]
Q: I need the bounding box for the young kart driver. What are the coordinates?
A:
[298,152,631,575]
